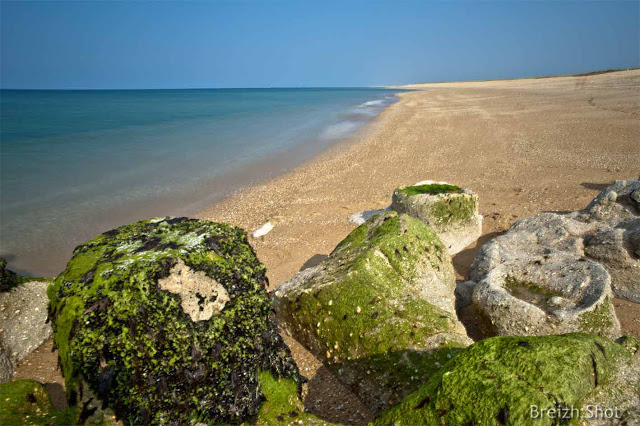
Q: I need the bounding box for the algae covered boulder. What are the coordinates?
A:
[391,181,482,255]
[47,217,301,424]
[274,211,472,413]
[375,333,640,425]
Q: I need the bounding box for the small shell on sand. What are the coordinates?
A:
[251,221,274,238]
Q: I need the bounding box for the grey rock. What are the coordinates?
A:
[631,189,640,211]
[348,207,391,226]
[568,179,640,301]
[391,180,482,255]
[582,221,640,302]
[472,253,620,339]
[0,280,52,383]
[571,179,640,223]
[472,180,640,306]
[454,280,475,309]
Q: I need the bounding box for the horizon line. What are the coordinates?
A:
[2,67,637,91]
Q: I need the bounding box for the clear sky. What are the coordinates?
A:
[1,1,638,89]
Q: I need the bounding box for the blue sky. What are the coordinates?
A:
[1,1,638,89]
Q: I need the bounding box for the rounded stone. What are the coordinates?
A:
[47,217,300,424]
[391,181,482,255]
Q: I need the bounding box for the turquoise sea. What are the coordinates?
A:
[0,88,400,275]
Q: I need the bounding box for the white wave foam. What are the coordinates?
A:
[360,99,385,107]
[319,120,360,140]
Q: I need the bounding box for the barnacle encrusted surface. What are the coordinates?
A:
[47,217,300,424]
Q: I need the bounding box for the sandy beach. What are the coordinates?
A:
[14,70,640,424]
[193,69,639,423]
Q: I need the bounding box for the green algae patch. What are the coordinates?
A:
[256,371,334,425]
[428,194,476,225]
[393,185,477,227]
[374,333,634,426]
[391,182,481,255]
[578,297,616,336]
[47,217,300,425]
[397,184,463,197]
[0,380,79,425]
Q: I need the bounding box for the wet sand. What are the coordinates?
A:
[15,70,640,424]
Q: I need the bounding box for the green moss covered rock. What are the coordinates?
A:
[0,380,79,425]
[274,211,472,413]
[47,217,300,424]
[374,333,640,425]
[391,180,482,255]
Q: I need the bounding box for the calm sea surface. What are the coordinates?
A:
[1,88,400,275]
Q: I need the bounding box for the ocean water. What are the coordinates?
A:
[0,88,400,276]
